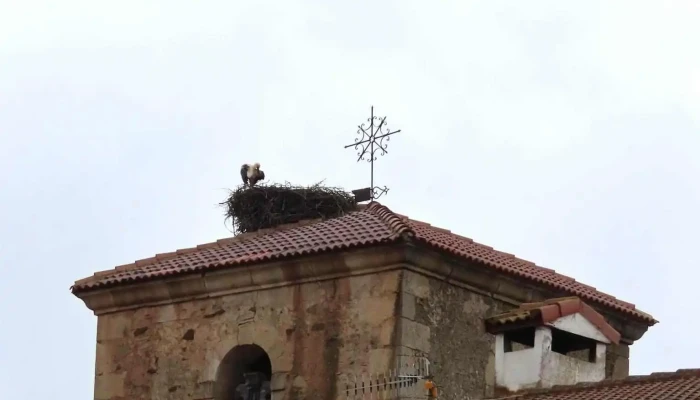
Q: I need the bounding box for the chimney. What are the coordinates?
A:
[485,297,621,394]
[352,187,372,203]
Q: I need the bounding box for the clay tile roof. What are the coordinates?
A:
[70,202,656,325]
[485,297,621,344]
[491,369,700,400]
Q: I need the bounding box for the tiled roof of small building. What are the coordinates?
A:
[485,297,621,344]
[491,369,700,400]
[71,202,655,324]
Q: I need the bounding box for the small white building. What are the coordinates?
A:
[485,297,621,394]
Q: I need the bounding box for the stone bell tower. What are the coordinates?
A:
[72,203,654,400]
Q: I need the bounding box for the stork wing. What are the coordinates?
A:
[240,165,249,185]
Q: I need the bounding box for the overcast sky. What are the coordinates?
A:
[2,1,699,398]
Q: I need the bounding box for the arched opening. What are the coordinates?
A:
[214,344,272,400]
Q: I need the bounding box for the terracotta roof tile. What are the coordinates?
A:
[491,369,700,400]
[70,203,655,325]
[485,297,621,344]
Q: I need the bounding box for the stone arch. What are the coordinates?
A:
[214,343,272,400]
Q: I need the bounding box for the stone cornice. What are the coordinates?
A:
[75,242,649,344]
[76,244,409,316]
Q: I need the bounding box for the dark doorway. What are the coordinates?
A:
[214,344,272,400]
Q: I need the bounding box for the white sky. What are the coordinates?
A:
[1,1,699,398]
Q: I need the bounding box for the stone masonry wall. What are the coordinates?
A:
[92,263,631,400]
[399,270,511,400]
[94,270,401,400]
[398,270,630,399]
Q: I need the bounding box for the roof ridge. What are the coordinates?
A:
[495,369,700,399]
[365,202,415,239]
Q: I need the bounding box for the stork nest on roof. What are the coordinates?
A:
[221,182,358,235]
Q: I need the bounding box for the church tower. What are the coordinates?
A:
[72,203,655,399]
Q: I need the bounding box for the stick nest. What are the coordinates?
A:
[221,182,358,235]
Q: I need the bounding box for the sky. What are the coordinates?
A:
[1,0,699,398]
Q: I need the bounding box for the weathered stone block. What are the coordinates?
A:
[250,265,285,287]
[613,343,630,358]
[203,267,254,293]
[399,317,431,353]
[400,291,416,320]
[95,371,126,399]
[255,286,292,309]
[611,354,630,380]
[97,312,132,341]
[166,276,208,299]
[236,322,256,345]
[403,271,430,298]
[356,294,396,326]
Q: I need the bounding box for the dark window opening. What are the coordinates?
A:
[550,328,598,362]
[502,327,599,362]
[214,344,272,400]
[503,327,535,353]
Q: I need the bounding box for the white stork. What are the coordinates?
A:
[240,163,265,187]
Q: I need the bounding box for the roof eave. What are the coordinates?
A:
[409,237,656,327]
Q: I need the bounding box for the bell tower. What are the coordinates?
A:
[72,203,653,399]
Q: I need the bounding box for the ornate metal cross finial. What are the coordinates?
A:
[344,106,401,201]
